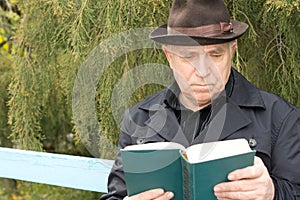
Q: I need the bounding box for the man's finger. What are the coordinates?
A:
[154,191,174,200]
[214,179,257,192]
[227,156,263,180]
[215,190,257,200]
[125,188,165,200]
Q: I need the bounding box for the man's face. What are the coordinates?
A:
[163,42,236,110]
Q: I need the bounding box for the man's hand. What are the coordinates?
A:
[214,156,274,200]
[123,188,174,200]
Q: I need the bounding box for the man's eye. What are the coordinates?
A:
[210,54,222,58]
[180,54,195,58]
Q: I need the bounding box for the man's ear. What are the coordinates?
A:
[162,45,173,63]
[231,41,237,55]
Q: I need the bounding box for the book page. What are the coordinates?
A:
[123,142,186,151]
[186,139,251,163]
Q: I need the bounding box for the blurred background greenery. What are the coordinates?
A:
[0,0,299,199]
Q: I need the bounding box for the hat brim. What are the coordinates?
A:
[150,20,248,46]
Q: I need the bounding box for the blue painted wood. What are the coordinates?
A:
[0,147,114,193]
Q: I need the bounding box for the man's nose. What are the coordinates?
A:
[193,55,210,77]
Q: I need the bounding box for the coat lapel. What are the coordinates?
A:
[191,101,252,144]
[219,101,252,140]
[144,105,190,147]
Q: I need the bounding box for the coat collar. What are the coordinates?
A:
[229,68,265,109]
[138,68,266,145]
[143,105,191,147]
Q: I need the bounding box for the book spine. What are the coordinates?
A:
[182,158,194,200]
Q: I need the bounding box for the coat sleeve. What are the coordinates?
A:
[99,111,133,200]
[271,108,300,199]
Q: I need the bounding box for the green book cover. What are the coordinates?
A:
[121,139,255,200]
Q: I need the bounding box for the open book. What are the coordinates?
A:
[121,138,255,200]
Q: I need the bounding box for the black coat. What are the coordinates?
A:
[100,69,300,199]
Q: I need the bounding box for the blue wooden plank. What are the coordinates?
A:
[0,147,114,193]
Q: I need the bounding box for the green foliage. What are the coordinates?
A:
[7,0,174,157]
[0,55,12,147]
[7,0,98,152]
[0,179,99,200]
[226,0,300,105]
[0,0,21,147]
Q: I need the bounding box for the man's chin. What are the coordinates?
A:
[190,85,211,93]
[188,97,212,109]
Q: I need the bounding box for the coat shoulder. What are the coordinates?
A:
[128,88,168,113]
[259,89,298,112]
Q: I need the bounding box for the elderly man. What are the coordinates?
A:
[100,0,300,199]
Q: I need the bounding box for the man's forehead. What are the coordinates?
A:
[168,43,229,52]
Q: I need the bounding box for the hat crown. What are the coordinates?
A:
[168,0,230,28]
[149,0,248,45]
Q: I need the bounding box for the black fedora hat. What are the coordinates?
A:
[150,0,248,46]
